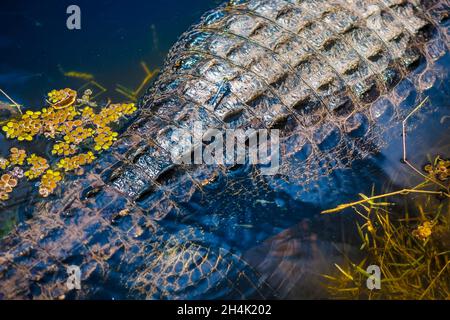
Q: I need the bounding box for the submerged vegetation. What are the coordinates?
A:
[0,88,137,203]
[322,96,449,300]
[115,62,160,102]
[62,61,159,102]
[322,157,449,299]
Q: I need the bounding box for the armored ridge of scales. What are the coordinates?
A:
[0,0,449,299]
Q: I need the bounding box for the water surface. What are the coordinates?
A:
[0,0,449,299]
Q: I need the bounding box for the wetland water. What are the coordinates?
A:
[0,0,449,299]
[0,0,220,233]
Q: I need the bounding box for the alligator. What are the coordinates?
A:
[0,0,449,299]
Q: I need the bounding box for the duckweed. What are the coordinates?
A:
[39,170,62,197]
[57,152,96,172]
[94,126,119,151]
[0,173,19,202]
[24,154,49,180]
[0,88,137,202]
[51,142,78,156]
[9,148,27,166]
[424,157,450,181]
[10,167,24,179]
[47,88,77,109]
[0,158,10,170]
[0,174,18,193]
[413,220,433,241]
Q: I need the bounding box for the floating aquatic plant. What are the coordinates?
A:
[47,88,78,109]
[0,158,10,170]
[0,174,18,194]
[9,148,27,166]
[39,170,62,197]
[0,88,137,202]
[57,152,96,172]
[24,154,49,180]
[424,157,450,182]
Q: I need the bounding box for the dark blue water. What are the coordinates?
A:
[0,0,221,106]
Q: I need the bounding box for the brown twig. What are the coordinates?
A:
[0,88,22,114]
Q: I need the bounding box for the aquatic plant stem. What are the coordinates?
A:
[322,97,450,214]
[0,88,22,114]
[402,96,447,190]
[115,62,159,101]
[419,260,450,299]
[321,189,448,214]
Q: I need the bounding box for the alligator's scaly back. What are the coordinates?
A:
[0,0,449,299]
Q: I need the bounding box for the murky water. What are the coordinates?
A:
[0,1,449,299]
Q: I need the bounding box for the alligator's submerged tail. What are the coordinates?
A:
[1,0,449,299]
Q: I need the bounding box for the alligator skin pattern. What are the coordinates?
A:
[0,0,448,299]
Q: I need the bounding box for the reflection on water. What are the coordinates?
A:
[243,53,450,298]
[0,0,221,105]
